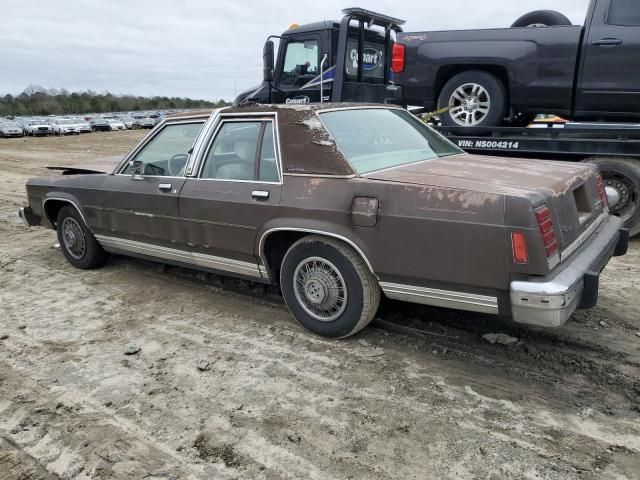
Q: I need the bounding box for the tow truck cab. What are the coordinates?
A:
[234,8,404,106]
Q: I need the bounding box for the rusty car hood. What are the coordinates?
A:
[46,155,123,174]
[363,153,593,198]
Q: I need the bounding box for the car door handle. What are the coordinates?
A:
[252,190,270,200]
[592,38,623,46]
[158,183,172,192]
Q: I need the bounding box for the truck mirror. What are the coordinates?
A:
[263,40,275,83]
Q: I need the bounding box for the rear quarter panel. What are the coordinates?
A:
[271,176,511,293]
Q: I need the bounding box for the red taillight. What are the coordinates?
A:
[535,205,558,258]
[595,174,608,210]
[391,43,405,73]
[512,232,529,264]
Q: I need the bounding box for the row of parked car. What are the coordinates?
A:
[0,112,165,138]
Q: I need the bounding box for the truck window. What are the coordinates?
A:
[607,0,640,26]
[344,37,386,83]
[280,40,319,87]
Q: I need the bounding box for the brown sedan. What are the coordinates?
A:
[19,104,628,338]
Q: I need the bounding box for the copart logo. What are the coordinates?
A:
[350,48,383,71]
[285,95,310,105]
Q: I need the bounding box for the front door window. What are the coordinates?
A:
[121,123,203,176]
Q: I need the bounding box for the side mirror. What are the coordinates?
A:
[263,40,275,83]
[129,160,143,176]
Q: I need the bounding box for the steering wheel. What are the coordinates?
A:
[167,153,189,176]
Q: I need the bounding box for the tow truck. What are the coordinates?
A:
[235,7,640,236]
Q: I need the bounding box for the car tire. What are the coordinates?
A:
[437,70,507,134]
[511,10,572,28]
[587,157,640,237]
[280,235,380,338]
[56,205,108,269]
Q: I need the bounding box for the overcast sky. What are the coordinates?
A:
[1,0,590,101]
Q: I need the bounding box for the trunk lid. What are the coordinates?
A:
[364,153,605,249]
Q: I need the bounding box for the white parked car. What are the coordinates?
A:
[0,121,24,138]
[24,119,53,136]
[51,119,80,136]
[70,118,92,133]
[118,116,134,129]
[106,119,125,131]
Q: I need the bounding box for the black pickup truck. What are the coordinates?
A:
[236,0,639,130]
[398,0,640,129]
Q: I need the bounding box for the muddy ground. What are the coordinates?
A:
[0,132,639,480]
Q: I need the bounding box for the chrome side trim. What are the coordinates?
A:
[379,282,499,314]
[42,197,88,227]
[258,228,376,277]
[283,173,357,179]
[560,212,608,262]
[94,235,264,279]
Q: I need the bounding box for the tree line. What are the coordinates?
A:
[0,85,230,117]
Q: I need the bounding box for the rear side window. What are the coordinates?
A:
[200,120,279,182]
[607,0,640,26]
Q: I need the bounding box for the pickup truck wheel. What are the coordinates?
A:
[588,157,640,237]
[438,71,507,133]
[280,236,380,338]
[511,10,572,28]
[56,205,108,269]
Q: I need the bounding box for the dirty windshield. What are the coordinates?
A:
[319,108,462,174]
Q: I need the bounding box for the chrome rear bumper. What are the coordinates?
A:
[510,215,627,328]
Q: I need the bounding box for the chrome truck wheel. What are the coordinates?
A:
[437,70,507,133]
[448,83,491,127]
[589,157,640,237]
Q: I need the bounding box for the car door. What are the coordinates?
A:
[94,120,205,252]
[179,116,282,279]
[577,0,640,116]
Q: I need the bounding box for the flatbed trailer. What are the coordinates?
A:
[434,123,640,236]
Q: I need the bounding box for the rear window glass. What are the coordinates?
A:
[319,108,462,175]
[607,0,640,25]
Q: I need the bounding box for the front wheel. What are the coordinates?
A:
[280,236,380,338]
[437,70,507,133]
[56,205,108,269]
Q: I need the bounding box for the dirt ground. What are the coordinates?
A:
[1,132,639,480]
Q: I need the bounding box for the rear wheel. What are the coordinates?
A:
[438,71,507,133]
[588,157,640,237]
[280,236,380,338]
[511,10,572,28]
[56,205,108,269]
